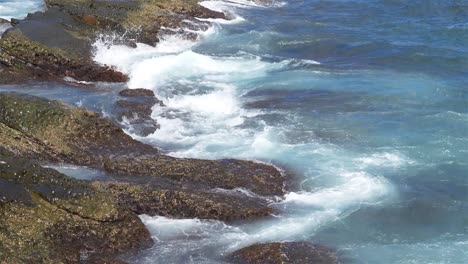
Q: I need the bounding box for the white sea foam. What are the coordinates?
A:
[356,152,415,169]
[93,0,396,262]
[0,0,45,20]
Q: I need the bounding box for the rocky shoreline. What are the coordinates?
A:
[0,0,339,263]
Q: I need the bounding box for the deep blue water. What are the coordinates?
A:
[1,0,468,263]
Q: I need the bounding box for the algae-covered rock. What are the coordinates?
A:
[0,24,127,82]
[0,0,226,83]
[0,92,285,196]
[92,181,273,222]
[228,242,339,264]
[0,148,153,263]
[103,156,285,196]
[45,0,225,45]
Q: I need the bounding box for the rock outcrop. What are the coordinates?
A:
[0,91,285,262]
[92,181,273,222]
[0,0,226,83]
[228,242,339,264]
[116,88,163,136]
[0,148,153,263]
[0,92,285,196]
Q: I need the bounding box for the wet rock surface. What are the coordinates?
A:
[92,181,273,222]
[116,88,164,136]
[0,0,226,84]
[0,148,152,263]
[0,92,285,196]
[0,1,293,262]
[228,242,339,264]
[0,92,284,262]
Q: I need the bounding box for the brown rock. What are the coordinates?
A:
[119,88,156,98]
[229,242,339,264]
[0,148,153,263]
[0,92,286,196]
[82,15,98,26]
[93,181,273,222]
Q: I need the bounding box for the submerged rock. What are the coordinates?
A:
[116,88,164,136]
[0,148,152,263]
[0,92,285,196]
[228,242,339,264]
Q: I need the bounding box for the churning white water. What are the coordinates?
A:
[0,0,44,20]
[93,0,402,262]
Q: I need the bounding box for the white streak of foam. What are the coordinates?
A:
[356,152,415,169]
[283,172,393,209]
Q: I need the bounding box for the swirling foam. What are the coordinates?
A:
[0,0,45,20]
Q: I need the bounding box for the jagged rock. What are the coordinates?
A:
[228,242,339,264]
[0,92,285,196]
[0,148,152,263]
[116,89,164,136]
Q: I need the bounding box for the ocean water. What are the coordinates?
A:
[0,0,44,20]
[2,0,468,263]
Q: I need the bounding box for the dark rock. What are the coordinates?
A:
[103,156,285,196]
[0,18,9,26]
[0,92,286,196]
[0,25,127,82]
[115,89,164,136]
[9,18,20,26]
[0,148,153,263]
[92,181,273,222]
[116,99,160,136]
[228,242,339,264]
[119,88,156,98]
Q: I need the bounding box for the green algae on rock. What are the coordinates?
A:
[0,148,152,263]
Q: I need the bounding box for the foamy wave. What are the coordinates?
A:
[283,172,394,209]
[93,0,397,260]
[0,0,45,20]
[356,152,415,169]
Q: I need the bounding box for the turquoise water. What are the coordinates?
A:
[2,0,468,263]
